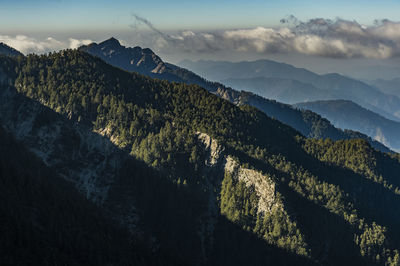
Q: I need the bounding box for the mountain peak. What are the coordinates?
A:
[99,37,122,48]
[79,38,168,75]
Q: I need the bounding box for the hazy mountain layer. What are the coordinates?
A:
[222,76,339,104]
[181,59,400,122]
[368,78,400,100]
[295,100,400,152]
[221,89,391,153]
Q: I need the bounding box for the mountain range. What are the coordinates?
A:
[1,41,400,265]
[295,100,400,152]
[222,77,328,104]
[180,59,400,122]
[78,38,391,153]
[226,90,391,152]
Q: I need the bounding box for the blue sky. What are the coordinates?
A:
[2,0,400,31]
[2,0,400,80]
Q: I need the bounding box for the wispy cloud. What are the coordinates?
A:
[132,15,400,59]
[131,14,222,54]
[131,14,173,41]
[0,35,93,54]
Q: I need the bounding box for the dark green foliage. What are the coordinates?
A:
[220,171,258,224]
[220,171,309,256]
[13,51,301,179]
[210,216,316,266]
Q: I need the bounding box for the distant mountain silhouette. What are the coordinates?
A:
[79,37,167,75]
[181,59,400,122]
[79,38,221,91]
[222,77,336,104]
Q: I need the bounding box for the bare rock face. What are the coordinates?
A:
[197,132,224,166]
[197,132,280,215]
[196,132,285,260]
[225,156,279,214]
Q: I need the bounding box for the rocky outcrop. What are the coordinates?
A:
[197,132,281,215]
[197,132,224,166]
[225,156,280,214]
[197,132,280,215]
[196,132,284,260]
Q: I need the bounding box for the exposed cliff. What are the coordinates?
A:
[196,132,309,258]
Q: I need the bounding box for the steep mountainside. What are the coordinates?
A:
[0,53,312,265]
[0,123,178,265]
[1,51,400,265]
[79,38,390,152]
[295,100,400,152]
[180,60,400,121]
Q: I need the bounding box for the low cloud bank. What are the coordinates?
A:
[0,35,92,54]
[134,15,400,59]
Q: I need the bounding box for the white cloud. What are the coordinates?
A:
[182,31,195,37]
[201,33,214,41]
[0,35,93,54]
[0,35,62,54]
[148,17,400,59]
[68,38,93,49]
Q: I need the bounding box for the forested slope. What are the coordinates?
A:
[0,51,400,265]
[79,38,391,153]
